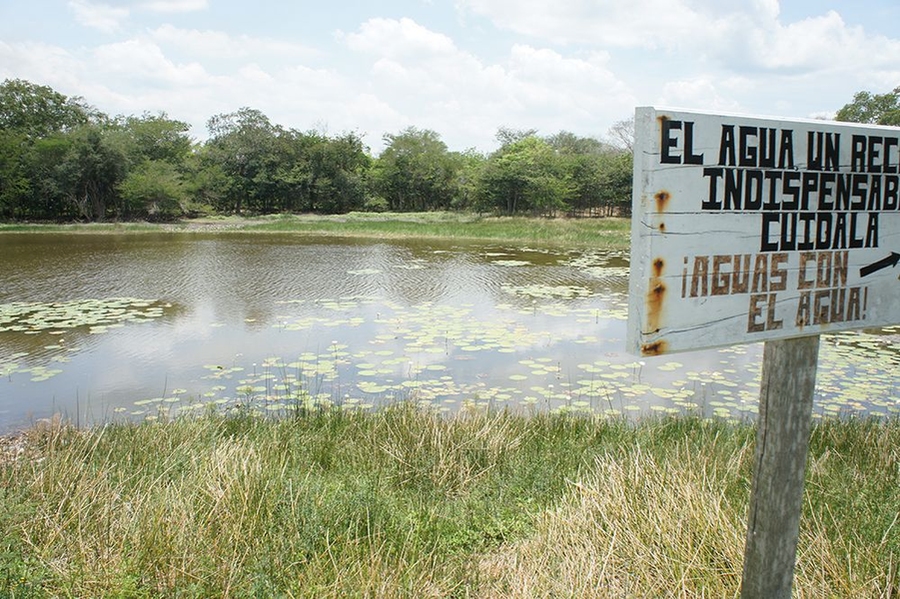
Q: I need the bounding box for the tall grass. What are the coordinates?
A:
[1,408,897,597]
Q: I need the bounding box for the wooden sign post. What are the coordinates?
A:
[627,107,900,595]
[741,335,819,598]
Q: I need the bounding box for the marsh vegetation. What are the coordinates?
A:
[2,406,898,597]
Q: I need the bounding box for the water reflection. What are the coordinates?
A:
[0,232,897,433]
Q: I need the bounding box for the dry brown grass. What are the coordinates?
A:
[477,443,748,598]
[1,409,897,597]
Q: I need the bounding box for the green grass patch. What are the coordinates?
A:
[1,408,897,597]
[0,222,164,233]
[244,212,631,248]
[0,213,632,249]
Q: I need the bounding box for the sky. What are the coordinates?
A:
[2,0,899,155]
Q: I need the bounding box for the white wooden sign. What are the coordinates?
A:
[628,107,900,356]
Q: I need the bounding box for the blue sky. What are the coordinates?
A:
[2,1,899,154]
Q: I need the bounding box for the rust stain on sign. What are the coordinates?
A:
[641,340,669,356]
[646,257,666,333]
[654,190,671,212]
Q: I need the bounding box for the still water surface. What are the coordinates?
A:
[1,232,898,433]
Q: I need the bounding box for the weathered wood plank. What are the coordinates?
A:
[740,335,820,598]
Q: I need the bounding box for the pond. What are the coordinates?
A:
[1,231,899,433]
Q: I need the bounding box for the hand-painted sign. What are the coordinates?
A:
[627,107,900,356]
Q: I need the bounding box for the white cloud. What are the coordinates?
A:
[456,0,900,76]
[67,0,130,33]
[140,0,208,12]
[340,17,458,58]
[506,45,631,116]
[742,10,900,73]
[658,77,742,113]
[341,17,634,150]
[1,28,369,144]
[92,38,210,86]
[149,25,317,62]
[455,0,729,49]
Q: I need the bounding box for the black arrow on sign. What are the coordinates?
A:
[859,252,900,278]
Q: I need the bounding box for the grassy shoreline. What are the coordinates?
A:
[1,406,897,597]
[2,214,897,596]
[0,212,632,249]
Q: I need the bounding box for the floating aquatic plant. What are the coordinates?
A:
[0,298,170,385]
[492,260,533,267]
[0,297,168,334]
[501,284,593,299]
[3,255,898,426]
[132,298,900,423]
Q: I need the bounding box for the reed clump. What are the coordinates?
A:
[1,406,897,597]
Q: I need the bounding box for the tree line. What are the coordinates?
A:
[4,78,892,222]
[0,79,634,222]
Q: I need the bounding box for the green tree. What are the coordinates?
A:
[25,135,76,219]
[375,127,458,211]
[567,152,633,217]
[0,78,97,139]
[183,149,228,215]
[594,150,633,216]
[200,112,372,215]
[118,159,187,219]
[448,149,485,211]
[111,112,192,165]
[564,153,603,216]
[96,112,195,219]
[55,125,127,220]
[203,107,281,214]
[307,132,371,214]
[260,129,313,213]
[835,86,900,126]
[546,130,615,216]
[494,126,538,147]
[476,134,569,215]
[546,130,608,155]
[546,131,633,217]
[0,79,106,220]
[0,131,30,218]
